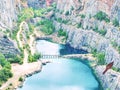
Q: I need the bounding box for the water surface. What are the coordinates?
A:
[18,40,99,90]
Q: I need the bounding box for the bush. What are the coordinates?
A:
[65,11,69,16]
[111,41,118,48]
[93,25,98,32]
[118,46,120,54]
[94,11,110,22]
[6,54,22,64]
[58,29,67,37]
[18,8,34,23]
[112,18,119,27]
[33,53,41,60]
[80,14,85,18]
[98,29,107,36]
[97,53,105,65]
[77,22,82,28]
[112,67,120,72]
[28,53,41,62]
[93,26,107,36]
[39,19,55,35]
[91,48,97,57]
[19,77,23,82]
[55,18,62,23]
[91,49,105,65]
[34,8,47,17]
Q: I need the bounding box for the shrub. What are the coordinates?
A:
[33,53,41,60]
[58,29,67,37]
[97,53,105,65]
[93,25,107,36]
[118,46,120,53]
[19,77,23,82]
[94,11,110,22]
[111,41,118,48]
[65,11,69,16]
[91,48,97,57]
[112,18,119,27]
[39,19,55,35]
[80,14,85,18]
[62,20,69,24]
[93,25,98,32]
[55,18,62,23]
[91,49,105,65]
[6,54,22,64]
[28,54,35,62]
[18,8,34,23]
[28,53,40,62]
[77,22,82,28]
[98,29,107,36]
[112,67,120,72]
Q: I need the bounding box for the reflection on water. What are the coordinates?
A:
[18,40,100,90]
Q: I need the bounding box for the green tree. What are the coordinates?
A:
[112,18,119,27]
[39,19,55,35]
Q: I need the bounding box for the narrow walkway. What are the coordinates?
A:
[17,21,28,64]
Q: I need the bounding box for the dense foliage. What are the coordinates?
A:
[28,53,41,62]
[18,8,34,23]
[0,53,13,86]
[37,19,55,35]
[6,54,22,64]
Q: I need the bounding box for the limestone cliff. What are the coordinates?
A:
[53,0,120,89]
[0,33,19,57]
[0,0,21,30]
[0,0,21,58]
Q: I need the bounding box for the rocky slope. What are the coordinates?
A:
[0,0,120,89]
[54,0,120,66]
[0,33,19,57]
[0,0,22,30]
[53,0,120,89]
[0,0,21,58]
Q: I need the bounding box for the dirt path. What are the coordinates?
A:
[0,61,42,90]
[17,21,25,48]
[0,21,42,90]
[17,21,28,64]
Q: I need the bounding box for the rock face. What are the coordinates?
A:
[27,0,55,8]
[54,0,120,66]
[53,0,120,89]
[0,0,21,29]
[95,66,120,90]
[0,33,19,57]
[27,0,46,8]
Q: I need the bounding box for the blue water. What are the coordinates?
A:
[18,40,99,90]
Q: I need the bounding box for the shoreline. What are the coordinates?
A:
[1,23,120,90]
[0,61,42,90]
